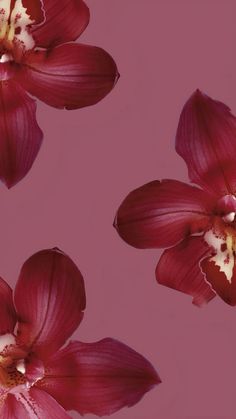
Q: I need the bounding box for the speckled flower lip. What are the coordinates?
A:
[114,90,236,307]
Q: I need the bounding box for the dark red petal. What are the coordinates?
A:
[1,388,70,418]
[114,179,214,249]
[0,278,16,335]
[201,256,236,306]
[22,0,45,25]
[14,248,86,360]
[0,80,43,188]
[36,339,160,416]
[176,90,236,196]
[156,236,216,306]
[32,0,89,47]
[19,43,119,110]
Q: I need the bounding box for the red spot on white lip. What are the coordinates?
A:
[204,229,234,283]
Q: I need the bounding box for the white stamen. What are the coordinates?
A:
[204,230,234,283]
[223,212,235,223]
[0,52,13,62]
[16,359,25,375]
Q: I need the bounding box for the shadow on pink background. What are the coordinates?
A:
[2,1,236,418]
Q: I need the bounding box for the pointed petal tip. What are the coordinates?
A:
[188,89,208,106]
[115,71,120,84]
[113,213,118,229]
[186,89,231,113]
[194,88,203,94]
[148,367,162,387]
[5,179,15,189]
[3,176,26,189]
[176,89,236,195]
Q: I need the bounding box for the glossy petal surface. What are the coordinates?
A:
[14,248,86,359]
[0,80,43,188]
[0,278,16,335]
[176,90,236,195]
[32,0,89,47]
[19,43,118,109]
[114,179,214,248]
[156,236,216,306]
[37,339,160,416]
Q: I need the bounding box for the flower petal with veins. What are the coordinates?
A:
[156,236,215,306]
[0,79,43,188]
[36,339,160,416]
[176,90,236,195]
[32,0,89,48]
[19,43,119,110]
[114,179,214,249]
[14,248,86,360]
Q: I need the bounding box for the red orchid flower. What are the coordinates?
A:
[114,90,236,307]
[0,0,118,188]
[0,248,160,417]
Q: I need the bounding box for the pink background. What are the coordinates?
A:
[2,1,236,418]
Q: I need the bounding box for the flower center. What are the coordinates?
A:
[0,355,26,388]
[0,0,35,57]
[204,194,236,283]
[216,194,236,223]
[0,334,27,389]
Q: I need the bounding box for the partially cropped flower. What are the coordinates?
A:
[114,90,236,307]
[0,0,118,188]
[0,248,159,417]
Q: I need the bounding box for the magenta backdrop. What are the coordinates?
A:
[2,1,236,418]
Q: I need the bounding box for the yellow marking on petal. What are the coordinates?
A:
[226,235,233,253]
[7,23,15,42]
[0,1,11,40]
[0,366,9,385]
[0,21,7,39]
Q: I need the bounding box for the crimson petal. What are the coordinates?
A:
[201,257,236,306]
[14,248,86,360]
[0,80,43,188]
[36,339,160,416]
[156,236,216,306]
[32,0,89,47]
[0,278,16,335]
[114,179,214,249]
[1,388,70,418]
[19,43,119,110]
[22,0,45,25]
[176,90,236,195]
